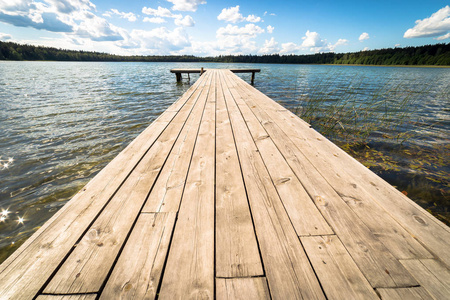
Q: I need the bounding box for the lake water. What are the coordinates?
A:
[0,61,448,262]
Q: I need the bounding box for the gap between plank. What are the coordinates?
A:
[35,73,209,299]
[229,76,379,292]
[224,70,326,298]
[218,71,267,281]
[155,70,215,299]
[95,74,209,298]
[104,71,213,299]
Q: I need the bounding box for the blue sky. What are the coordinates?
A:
[0,0,449,56]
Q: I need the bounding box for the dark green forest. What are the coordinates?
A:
[0,41,449,65]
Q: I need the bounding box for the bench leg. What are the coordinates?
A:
[176,73,182,82]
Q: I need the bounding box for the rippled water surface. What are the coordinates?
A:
[0,62,448,262]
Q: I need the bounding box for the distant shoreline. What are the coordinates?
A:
[323,64,450,68]
[1,41,449,66]
[2,61,449,69]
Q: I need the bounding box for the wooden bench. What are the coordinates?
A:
[170,68,260,84]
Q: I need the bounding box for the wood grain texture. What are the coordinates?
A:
[143,72,213,213]
[400,259,450,299]
[235,80,431,260]
[221,71,325,299]
[0,75,207,300]
[377,287,433,300]
[158,70,216,299]
[230,74,418,288]
[36,295,97,300]
[232,74,450,266]
[216,278,270,300]
[44,73,206,294]
[301,235,379,299]
[100,213,176,300]
[215,72,263,277]
[224,72,332,237]
[288,117,450,265]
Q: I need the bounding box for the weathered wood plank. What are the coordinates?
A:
[228,73,418,288]
[158,70,216,299]
[215,71,263,277]
[232,74,450,265]
[400,259,450,299]
[100,213,176,300]
[223,72,332,237]
[235,78,432,260]
[0,74,208,300]
[221,71,325,299]
[377,287,433,299]
[143,72,213,213]
[216,277,270,300]
[278,109,450,265]
[36,295,97,300]
[43,72,211,294]
[301,235,379,299]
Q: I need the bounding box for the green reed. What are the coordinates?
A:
[293,71,449,224]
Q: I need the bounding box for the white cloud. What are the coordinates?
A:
[362,47,369,51]
[43,0,95,14]
[217,6,261,23]
[263,11,276,16]
[143,17,166,24]
[213,23,265,54]
[213,37,257,54]
[267,25,274,33]
[0,32,12,40]
[217,23,264,38]
[327,39,349,52]
[218,6,244,23]
[280,42,302,54]
[175,40,216,56]
[166,0,206,12]
[74,13,125,42]
[258,37,279,54]
[117,27,191,54]
[0,0,198,55]
[142,7,194,27]
[404,6,450,39]
[142,6,181,18]
[334,38,348,47]
[246,14,261,23]
[103,9,137,22]
[0,0,32,12]
[301,30,327,48]
[281,31,348,54]
[435,32,450,40]
[176,22,267,56]
[395,43,401,47]
[0,0,131,44]
[0,0,75,32]
[359,32,369,41]
[174,15,195,27]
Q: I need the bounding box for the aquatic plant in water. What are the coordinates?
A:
[294,70,449,224]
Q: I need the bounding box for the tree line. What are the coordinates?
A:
[0,41,448,65]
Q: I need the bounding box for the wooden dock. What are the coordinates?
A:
[171,68,260,84]
[0,69,449,299]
